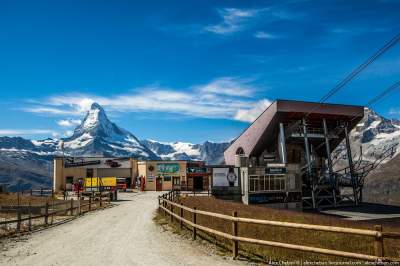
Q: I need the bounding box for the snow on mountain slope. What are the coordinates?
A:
[333,108,400,164]
[62,103,159,159]
[141,139,230,164]
[1,104,399,191]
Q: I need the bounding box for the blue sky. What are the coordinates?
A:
[1,0,400,143]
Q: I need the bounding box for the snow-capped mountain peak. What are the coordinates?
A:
[61,102,158,159]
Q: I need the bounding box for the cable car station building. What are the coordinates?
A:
[224,100,364,210]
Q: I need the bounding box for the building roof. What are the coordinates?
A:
[224,99,364,165]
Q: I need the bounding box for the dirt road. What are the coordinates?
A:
[0,192,245,266]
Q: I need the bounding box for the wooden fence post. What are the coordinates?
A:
[232,211,238,258]
[193,207,197,240]
[17,209,21,232]
[51,189,54,198]
[78,199,81,216]
[89,197,92,211]
[163,196,166,217]
[30,189,33,196]
[70,198,74,216]
[44,201,49,225]
[51,199,54,224]
[40,188,43,197]
[374,225,383,257]
[28,202,32,231]
[180,205,183,229]
[170,202,174,223]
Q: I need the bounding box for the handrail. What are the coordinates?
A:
[159,191,399,262]
[160,204,384,261]
[0,196,111,232]
[162,198,380,237]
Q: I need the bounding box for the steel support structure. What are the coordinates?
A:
[323,118,337,207]
[302,118,315,209]
[279,123,287,164]
[344,125,359,205]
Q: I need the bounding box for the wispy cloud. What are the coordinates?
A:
[57,119,81,127]
[254,31,278,39]
[21,77,271,123]
[234,99,271,122]
[203,3,303,36]
[204,8,263,35]
[197,77,254,97]
[0,129,58,137]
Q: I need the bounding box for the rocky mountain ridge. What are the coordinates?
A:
[1,104,399,201]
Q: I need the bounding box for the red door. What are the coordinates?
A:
[156,178,162,191]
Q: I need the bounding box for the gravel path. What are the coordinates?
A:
[0,192,246,266]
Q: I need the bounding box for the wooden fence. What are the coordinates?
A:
[20,188,54,197]
[0,195,110,236]
[158,190,400,262]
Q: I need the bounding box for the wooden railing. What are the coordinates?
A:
[20,188,54,197]
[0,195,111,236]
[158,191,400,262]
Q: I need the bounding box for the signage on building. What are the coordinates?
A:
[157,163,180,173]
[212,167,239,187]
[265,167,287,175]
[147,175,155,182]
[65,158,131,169]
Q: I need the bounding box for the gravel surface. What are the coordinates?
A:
[0,192,247,266]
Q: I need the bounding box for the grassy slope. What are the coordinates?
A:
[170,196,400,262]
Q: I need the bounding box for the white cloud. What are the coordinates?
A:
[204,8,263,35]
[64,130,74,137]
[254,31,277,39]
[57,119,81,127]
[21,107,78,115]
[22,77,271,123]
[234,99,271,122]
[0,129,57,136]
[204,5,301,36]
[198,77,254,97]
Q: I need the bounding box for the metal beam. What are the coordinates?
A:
[344,125,358,205]
[279,123,287,164]
[323,118,336,207]
[302,118,315,209]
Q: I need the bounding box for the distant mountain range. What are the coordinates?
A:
[0,103,229,190]
[1,103,399,206]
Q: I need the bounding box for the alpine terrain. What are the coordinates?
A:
[0,103,228,190]
[1,103,399,205]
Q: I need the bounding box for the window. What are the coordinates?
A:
[86,169,94,178]
[249,175,286,192]
[66,176,74,184]
[236,147,245,155]
[173,177,180,186]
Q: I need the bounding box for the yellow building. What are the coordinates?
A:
[53,157,138,192]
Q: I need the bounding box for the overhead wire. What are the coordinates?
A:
[304,33,400,118]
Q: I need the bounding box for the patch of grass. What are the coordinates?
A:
[163,196,400,262]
